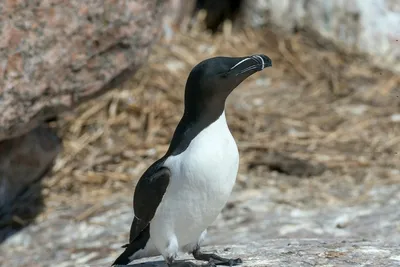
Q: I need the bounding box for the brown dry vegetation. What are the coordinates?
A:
[38,24,400,216]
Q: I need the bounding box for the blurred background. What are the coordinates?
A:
[0,0,399,266]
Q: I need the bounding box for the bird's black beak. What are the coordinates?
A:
[228,54,272,76]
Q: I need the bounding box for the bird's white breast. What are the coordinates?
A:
[151,111,239,251]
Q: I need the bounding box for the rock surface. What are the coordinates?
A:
[113,240,400,267]
[1,180,399,266]
[0,0,166,141]
[240,0,400,74]
[208,186,400,245]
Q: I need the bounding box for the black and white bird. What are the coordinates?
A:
[112,54,272,267]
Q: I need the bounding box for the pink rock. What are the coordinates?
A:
[0,0,167,216]
[0,0,167,140]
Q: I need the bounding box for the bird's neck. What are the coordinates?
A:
[184,92,226,119]
[166,102,227,156]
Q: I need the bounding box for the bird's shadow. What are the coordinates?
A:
[114,260,165,267]
[117,259,200,267]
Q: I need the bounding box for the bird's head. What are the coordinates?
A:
[184,54,272,114]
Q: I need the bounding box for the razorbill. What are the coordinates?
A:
[112,54,272,266]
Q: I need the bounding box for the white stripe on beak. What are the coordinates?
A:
[254,55,265,70]
[229,57,253,70]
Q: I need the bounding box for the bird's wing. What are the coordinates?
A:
[128,166,171,243]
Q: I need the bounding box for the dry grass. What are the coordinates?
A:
[38,22,400,216]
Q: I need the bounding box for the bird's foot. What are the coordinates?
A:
[192,248,242,266]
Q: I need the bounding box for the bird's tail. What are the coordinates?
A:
[111,226,151,266]
[112,243,137,266]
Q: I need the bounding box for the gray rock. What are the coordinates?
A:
[0,0,166,141]
[1,182,399,266]
[114,240,400,267]
[240,0,400,74]
[208,185,400,244]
